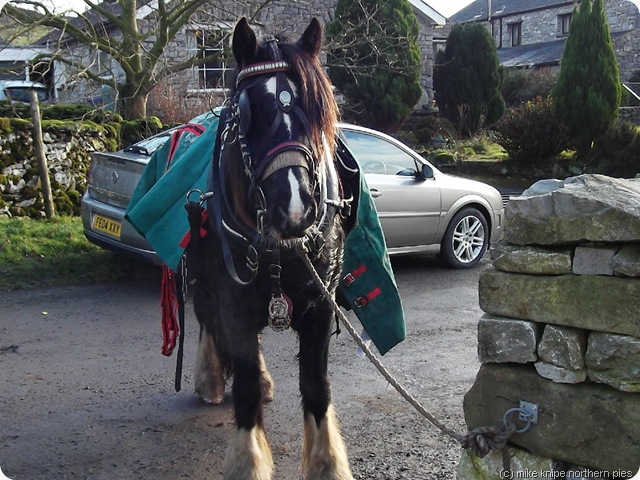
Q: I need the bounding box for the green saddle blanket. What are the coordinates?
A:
[125,112,405,355]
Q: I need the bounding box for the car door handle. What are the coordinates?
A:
[369,189,382,198]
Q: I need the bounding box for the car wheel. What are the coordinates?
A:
[440,207,489,269]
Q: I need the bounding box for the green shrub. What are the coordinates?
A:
[427,150,457,165]
[433,23,505,136]
[496,96,569,165]
[589,122,640,177]
[501,68,557,107]
[470,142,488,154]
[327,0,422,132]
[552,0,620,158]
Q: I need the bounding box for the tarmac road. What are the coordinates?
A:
[0,253,489,480]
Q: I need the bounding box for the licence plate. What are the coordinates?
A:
[92,214,122,238]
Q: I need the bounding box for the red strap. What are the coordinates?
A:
[167,131,182,170]
[166,123,207,170]
[160,265,179,356]
[343,264,367,286]
[354,287,382,308]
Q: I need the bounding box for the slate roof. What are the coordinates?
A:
[496,30,626,68]
[451,0,575,23]
[497,37,566,67]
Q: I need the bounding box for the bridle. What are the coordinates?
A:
[222,38,320,209]
[204,37,343,286]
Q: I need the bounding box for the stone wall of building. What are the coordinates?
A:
[615,27,640,80]
[490,0,638,47]
[151,0,438,118]
[484,0,640,79]
[458,175,640,479]
[620,106,640,124]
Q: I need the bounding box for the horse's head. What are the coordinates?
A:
[225,17,338,242]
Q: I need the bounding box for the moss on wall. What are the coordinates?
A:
[0,118,122,217]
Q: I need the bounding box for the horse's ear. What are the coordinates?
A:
[297,18,323,57]
[232,17,257,66]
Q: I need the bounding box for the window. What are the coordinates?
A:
[342,130,418,176]
[558,13,572,36]
[90,50,112,78]
[192,29,232,90]
[509,22,522,47]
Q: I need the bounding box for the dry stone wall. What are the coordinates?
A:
[458,175,640,479]
[0,123,113,217]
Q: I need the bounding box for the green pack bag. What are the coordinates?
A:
[338,166,406,356]
[126,111,219,271]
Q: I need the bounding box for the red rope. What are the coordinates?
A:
[160,265,179,356]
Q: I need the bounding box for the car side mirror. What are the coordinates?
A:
[418,164,434,180]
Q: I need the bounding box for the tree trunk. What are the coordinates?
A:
[122,92,149,120]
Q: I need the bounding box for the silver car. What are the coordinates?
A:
[81,122,504,269]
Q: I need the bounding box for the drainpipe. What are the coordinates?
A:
[488,0,493,44]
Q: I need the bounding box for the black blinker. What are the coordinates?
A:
[238,89,252,134]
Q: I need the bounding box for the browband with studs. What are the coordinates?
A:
[236,61,291,87]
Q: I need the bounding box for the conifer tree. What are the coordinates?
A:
[552,0,621,160]
[326,0,422,132]
[433,23,504,136]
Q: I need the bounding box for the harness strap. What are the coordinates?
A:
[209,108,261,285]
[174,258,186,392]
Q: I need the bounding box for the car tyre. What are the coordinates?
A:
[440,207,489,269]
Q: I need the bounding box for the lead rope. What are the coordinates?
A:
[296,247,519,470]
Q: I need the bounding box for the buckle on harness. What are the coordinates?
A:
[246,245,259,274]
[354,287,382,309]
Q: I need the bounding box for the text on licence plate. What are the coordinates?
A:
[93,214,121,238]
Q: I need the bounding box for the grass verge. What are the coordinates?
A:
[0,216,159,291]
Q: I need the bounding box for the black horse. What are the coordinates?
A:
[187,17,353,479]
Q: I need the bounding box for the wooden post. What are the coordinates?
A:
[29,89,55,219]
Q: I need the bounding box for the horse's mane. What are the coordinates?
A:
[225,33,340,224]
[278,41,339,158]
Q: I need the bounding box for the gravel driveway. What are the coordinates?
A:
[0,254,488,480]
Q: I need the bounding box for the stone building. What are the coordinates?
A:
[33,0,446,121]
[450,0,640,81]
